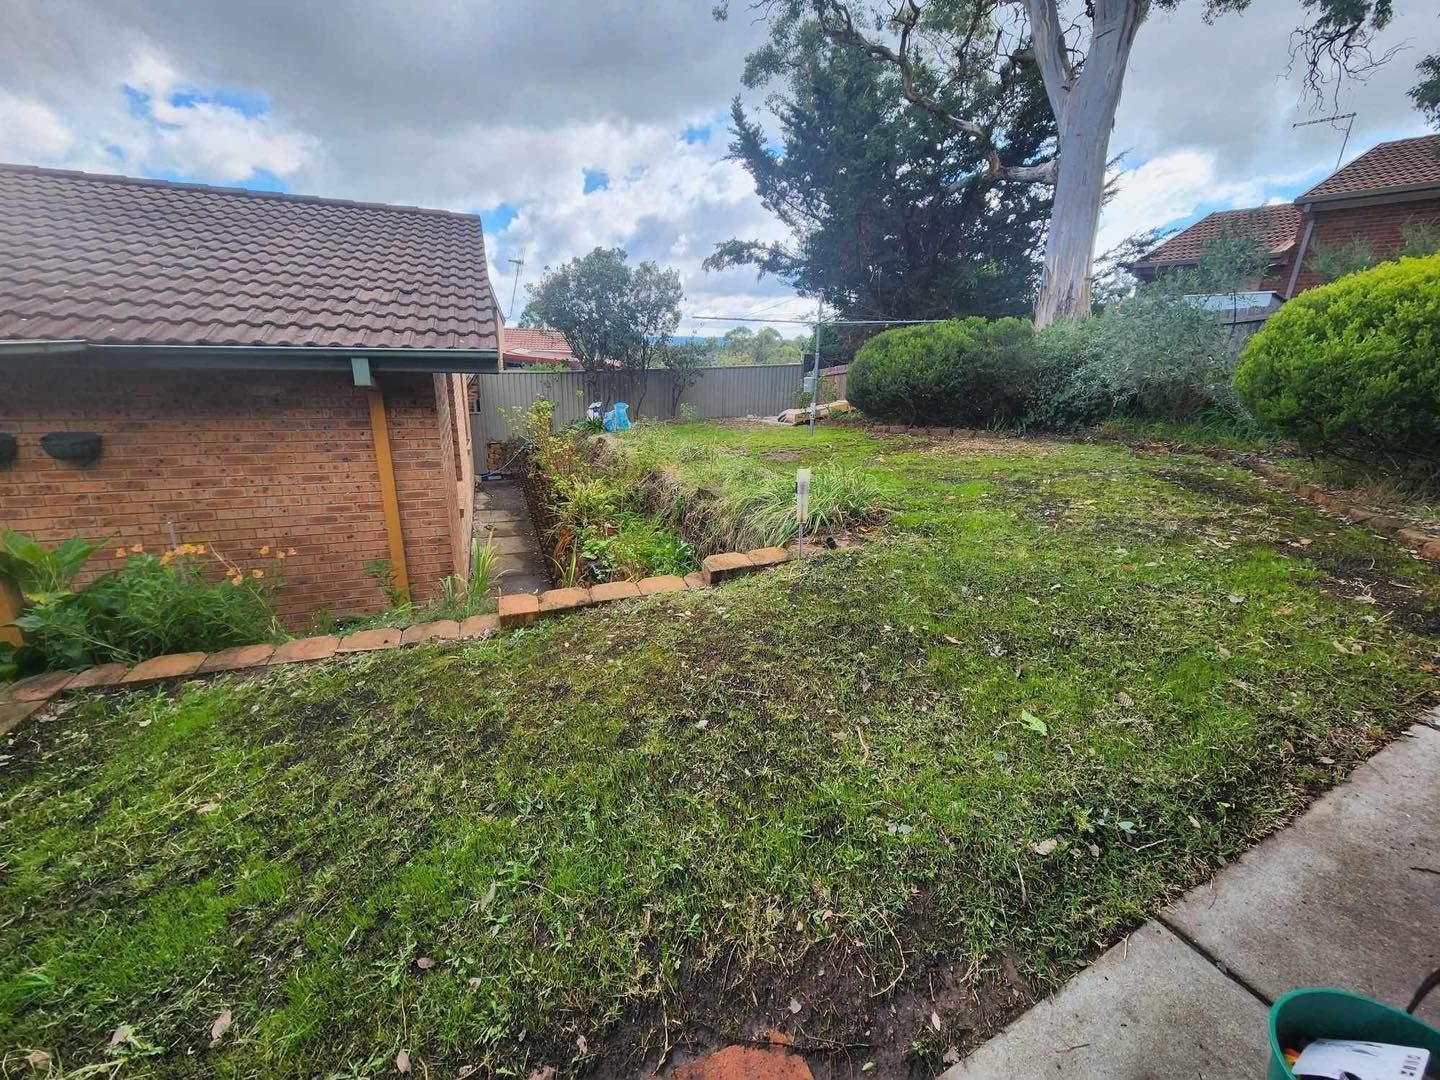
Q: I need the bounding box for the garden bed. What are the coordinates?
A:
[2,423,1436,1078]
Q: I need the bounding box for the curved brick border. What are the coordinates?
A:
[0,544,822,730]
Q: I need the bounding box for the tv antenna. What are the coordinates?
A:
[506,249,526,321]
[1293,112,1358,171]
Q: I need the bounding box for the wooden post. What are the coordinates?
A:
[0,575,22,648]
[366,386,411,603]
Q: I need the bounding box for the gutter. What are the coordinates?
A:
[0,339,499,372]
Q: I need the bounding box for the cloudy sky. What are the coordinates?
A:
[1,0,1433,336]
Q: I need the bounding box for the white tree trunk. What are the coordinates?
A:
[1027,0,1146,327]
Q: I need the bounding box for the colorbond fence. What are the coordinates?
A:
[470,364,805,449]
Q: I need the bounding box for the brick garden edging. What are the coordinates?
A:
[0,544,811,733]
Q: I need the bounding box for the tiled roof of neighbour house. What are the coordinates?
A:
[1134,204,1304,268]
[502,326,582,368]
[0,163,500,351]
[1297,134,1440,202]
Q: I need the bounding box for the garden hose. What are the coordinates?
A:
[478,441,535,482]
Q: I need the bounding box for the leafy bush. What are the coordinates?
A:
[1234,254,1440,462]
[848,317,1038,426]
[1,533,284,677]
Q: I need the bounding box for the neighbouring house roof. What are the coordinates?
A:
[0,163,500,351]
[1297,134,1440,204]
[502,326,583,369]
[1133,204,1304,269]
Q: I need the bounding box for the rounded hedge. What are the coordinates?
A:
[1234,254,1440,460]
[848,317,1037,426]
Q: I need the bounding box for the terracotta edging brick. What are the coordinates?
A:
[459,613,498,638]
[638,575,688,595]
[123,652,208,684]
[65,663,130,690]
[337,627,401,653]
[497,592,541,628]
[591,580,642,602]
[540,587,592,612]
[401,620,460,645]
[200,643,277,673]
[701,551,756,585]
[269,635,340,665]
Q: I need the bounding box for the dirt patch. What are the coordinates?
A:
[929,435,1051,457]
[1286,545,1440,637]
[590,928,1035,1080]
[1156,467,1270,507]
[765,451,804,463]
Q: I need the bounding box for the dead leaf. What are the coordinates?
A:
[1298,538,1313,547]
[1188,815,1202,829]
[1319,756,1336,765]
[527,1068,557,1080]
[1032,838,1059,856]
[1217,645,1232,658]
[930,1010,941,1032]
[108,1025,132,1050]
[415,957,436,970]
[468,977,482,989]
[1088,843,1100,858]
[479,880,497,912]
[209,1009,232,1048]
[24,1050,51,1071]
[1115,691,1133,707]
[942,634,962,646]
[942,1047,961,1065]
[788,997,803,1014]
[396,1049,412,1074]
[576,1035,588,1055]
[765,1030,794,1046]
[196,802,220,814]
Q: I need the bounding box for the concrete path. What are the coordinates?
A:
[944,714,1440,1079]
[472,478,551,595]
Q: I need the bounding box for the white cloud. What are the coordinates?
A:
[0,92,74,161]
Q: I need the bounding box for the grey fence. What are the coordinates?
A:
[470,364,804,448]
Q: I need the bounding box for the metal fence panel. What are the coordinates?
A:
[471,364,803,456]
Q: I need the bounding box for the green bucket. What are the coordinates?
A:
[1268,988,1440,1080]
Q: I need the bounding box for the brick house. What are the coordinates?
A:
[0,164,500,623]
[1132,134,1440,296]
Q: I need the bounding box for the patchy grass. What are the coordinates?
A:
[2,423,1437,1078]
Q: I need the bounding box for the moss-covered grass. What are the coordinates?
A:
[2,423,1437,1077]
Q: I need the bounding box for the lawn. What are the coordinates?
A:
[2,422,1437,1078]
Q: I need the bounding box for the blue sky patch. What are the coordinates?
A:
[168,87,269,117]
[681,122,710,145]
[481,202,519,234]
[582,168,609,194]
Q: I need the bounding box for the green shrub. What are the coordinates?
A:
[1234,254,1440,461]
[1,532,282,677]
[848,317,1038,426]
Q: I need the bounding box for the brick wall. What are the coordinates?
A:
[1292,197,1440,293]
[0,359,464,623]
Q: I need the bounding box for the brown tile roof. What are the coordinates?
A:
[1134,204,1304,268]
[0,164,500,351]
[502,326,582,369]
[1298,134,1440,202]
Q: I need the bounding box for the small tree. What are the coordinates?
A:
[522,247,682,409]
[659,338,718,411]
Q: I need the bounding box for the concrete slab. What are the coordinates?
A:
[1166,721,1440,1024]
[942,923,1267,1080]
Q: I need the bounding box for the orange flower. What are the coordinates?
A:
[275,550,286,560]
[130,543,144,553]
[161,551,174,565]
[286,547,297,556]
[230,576,243,586]
[195,544,206,554]
[115,547,126,558]
[259,545,271,556]
[251,568,264,579]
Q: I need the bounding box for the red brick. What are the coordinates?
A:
[540,587,592,613]
[65,662,130,690]
[268,635,340,664]
[458,613,498,638]
[638,575,687,595]
[1421,539,1440,562]
[7,670,76,702]
[684,572,708,590]
[497,593,540,628]
[198,643,276,672]
[337,627,401,652]
[672,1046,812,1080]
[590,580,642,603]
[0,700,42,738]
[123,652,208,683]
[747,546,790,568]
[401,620,460,645]
[701,551,756,585]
